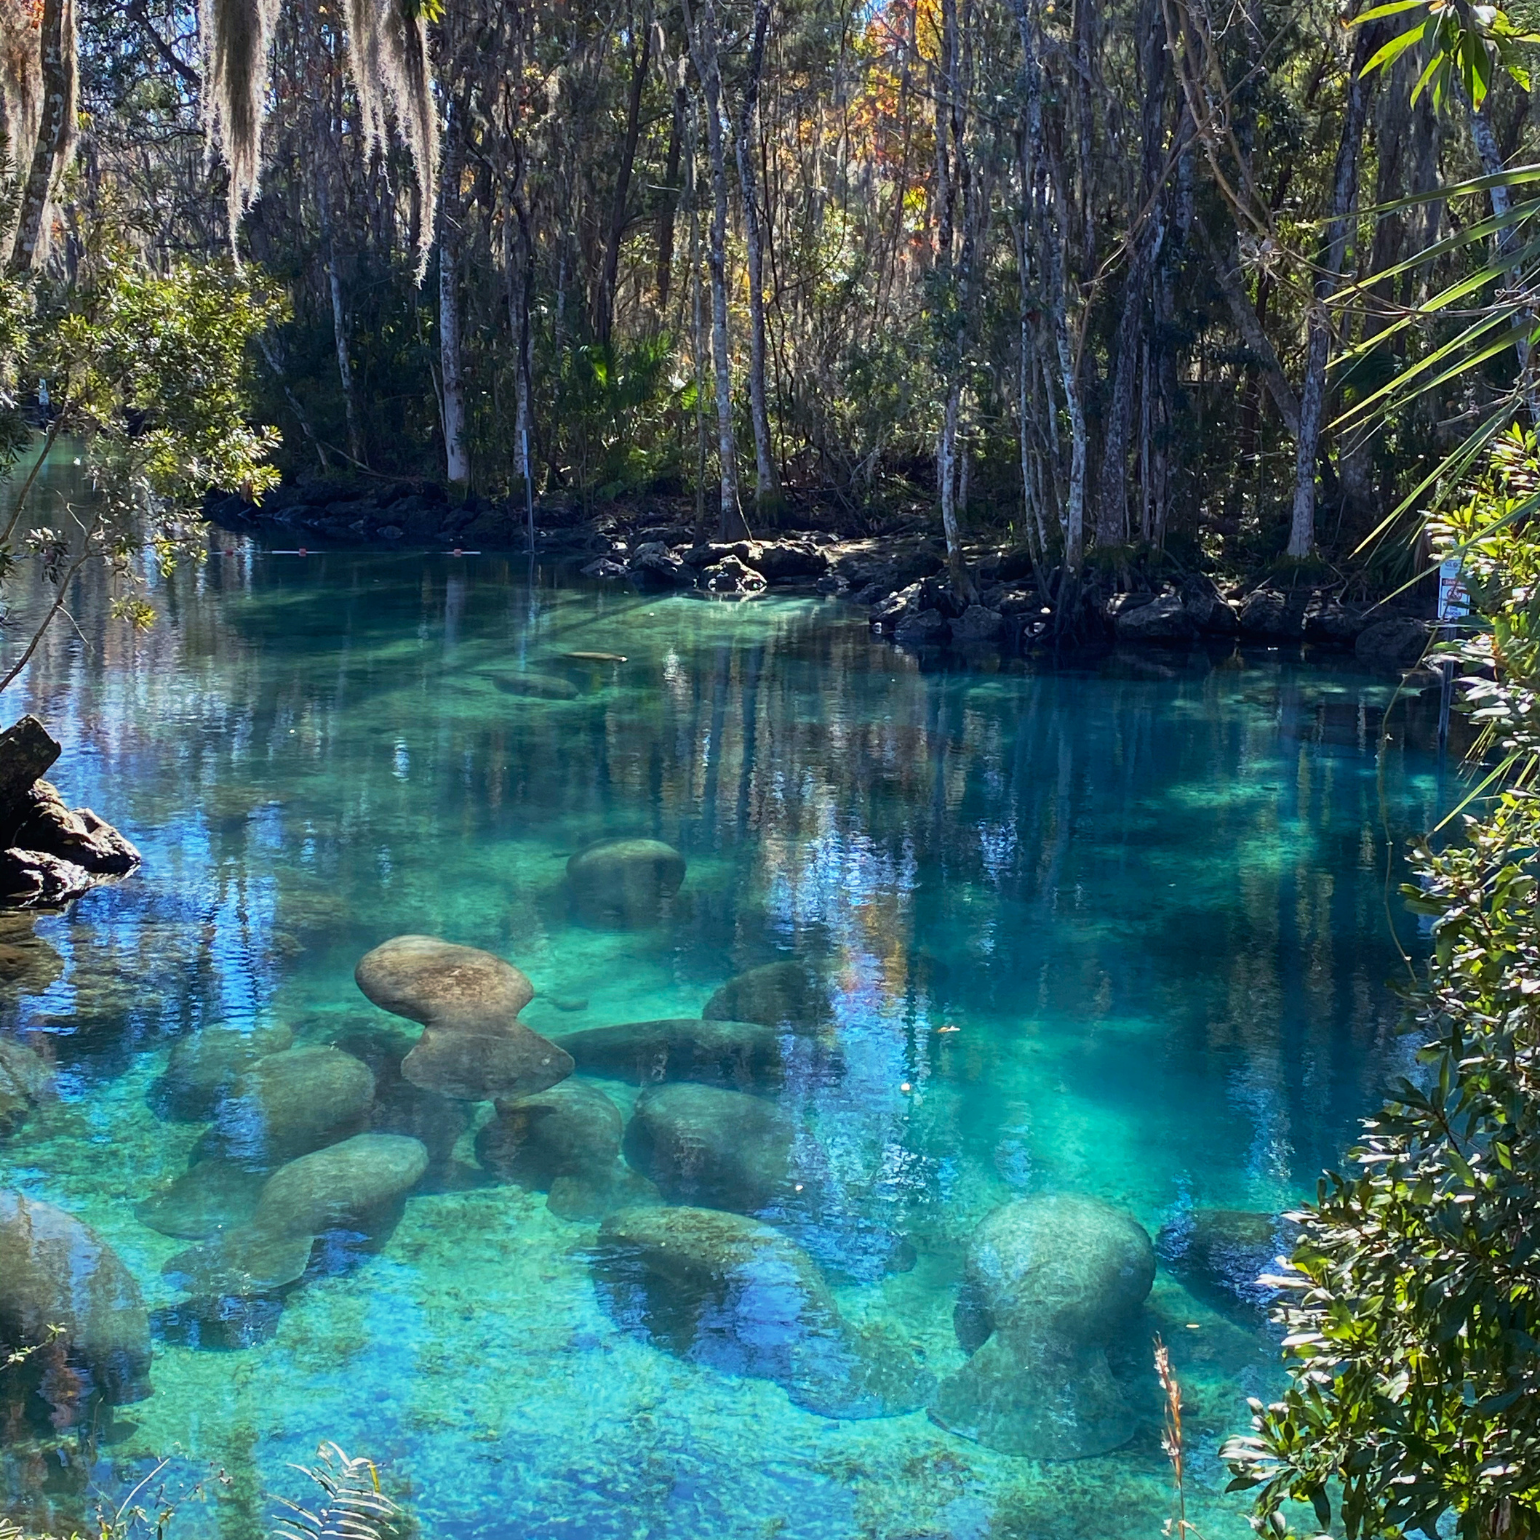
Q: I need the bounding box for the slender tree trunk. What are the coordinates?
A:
[657,85,685,315]
[1286,24,1378,558]
[735,0,777,512]
[9,0,74,275]
[503,182,534,497]
[315,136,364,466]
[439,101,470,489]
[684,0,748,539]
[686,91,709,536]
[597,5,652,345]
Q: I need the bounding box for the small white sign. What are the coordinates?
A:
[1438,557,1470,622]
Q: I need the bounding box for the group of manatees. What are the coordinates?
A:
[0,836,1288,1456]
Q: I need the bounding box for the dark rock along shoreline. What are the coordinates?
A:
[207,482,1437,673]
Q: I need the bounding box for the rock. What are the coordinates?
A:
[1356,616,1430,672]
[0,717,60,815]
[623,1082,794,1213]
[1237,588,1303,641]
[0,1037,49,1134]
[631,544,694,588]
[355,935,535,1028]
[582,558,629,580]
[746,541,830,582]
[0,847,93,906]
[698,556,767,595]
[871,583,921,628]
[555,1017,839,1091]
[952,605,1005,645]
[1304,599,1371,645]
[931,1195,1155,1459]
[595,1205,931,1418]
[204,1045,375,1169]
[1105,593,1155,619]
[893,607,948,645]
[566,837,686,928]
[1114,594,1196,642]
[136,1159,267,1240]
[1179,575,1239,634]
[163,1134,429,1299]
[491,673,581,701]
[1,779,141,877]
[0,1191,152,1408]
[701,961,833,1030]
[1158,1208,1293,1314]
[149,1022,295,1121]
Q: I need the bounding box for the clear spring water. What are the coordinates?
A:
[0,514,1453,1539]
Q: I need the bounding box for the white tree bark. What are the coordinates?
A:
[439,102,469,489]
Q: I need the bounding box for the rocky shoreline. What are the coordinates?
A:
[207,482,1437,673]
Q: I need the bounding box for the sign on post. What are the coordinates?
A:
[1438,557,1470,623]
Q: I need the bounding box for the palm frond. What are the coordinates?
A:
[272,1443,400,1540]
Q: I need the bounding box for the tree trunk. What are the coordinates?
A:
[1286,24,1378,559]
[657,85,685,316]
[596,6,652,346]
[504,184,534,498]
[735,0,777,512]
[439,102,470,489]
[684,0,747,539]
[9,0,74,275]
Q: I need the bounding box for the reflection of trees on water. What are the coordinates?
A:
[0,538,1440,1214]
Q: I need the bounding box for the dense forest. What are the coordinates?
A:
[48,0,1531,584]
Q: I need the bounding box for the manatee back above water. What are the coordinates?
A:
[355,935,535,1028]
[595,1204,930,1419]
[0,1190,152,1408]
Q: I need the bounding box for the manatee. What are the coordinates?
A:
[203,1045,374,1169]
[623,1082,794,1213]
[135,1159,266,1239]
[0,1037,50,1135]
[492,673,581,701]
[149,1021,295,1121]
[1158,1208,1295,1315]
[566,838,686,928]
[163,1134,429,1299]
[333,1021,473,1172]
[0,1191,152,1408]
[701,961,833,1030]
[595,1204,931,1418]
[931,1194,1156,1459]
[355,935,535,1028]
[401,1023,574,1103]
[555,1017,840,1091]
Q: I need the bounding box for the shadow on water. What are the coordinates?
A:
[0,505,1456,1539]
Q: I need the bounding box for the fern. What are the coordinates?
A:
[271,1443,399,1540]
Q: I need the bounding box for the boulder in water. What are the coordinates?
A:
[0,1191,152,1410]
[701,961,833,1030]
[566,838,686,927]
[0,1037,49,1135]
[163,1133,429,1299]
[931,1194,1155,1459]
[596,1205,930,1418]
[623,1082,793,1213]
[355,935,534,1028]
[203,1045,374,1169]
[149,1022,294,1121]
[555,1017,837,1091]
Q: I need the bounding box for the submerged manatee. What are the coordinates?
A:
[0,1191,152,1408]
[150,1021,294,1121]
[332,1022,471,1175]
[163,1133,429,1299]
[355,936,571,1101]
[931,1194,1155,1459]
[135,1159,267,1240]
[204,1045,375,1169]
[491,673,581,701]
[701,961,833,1030]
[1158,1208,1295,1316]
[0,1037,50,1135]
[596,1205,930,1418]
[477,1080,656,1219]
[566,839,686,928]
[623,1082,794,1213]
[555,1017,840,1091]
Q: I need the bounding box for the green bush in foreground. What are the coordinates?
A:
[1225,433,1540,1539]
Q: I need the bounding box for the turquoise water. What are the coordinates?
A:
[0,530,1448,1539]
